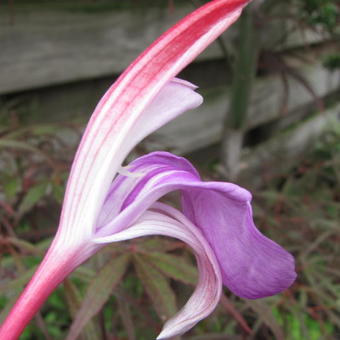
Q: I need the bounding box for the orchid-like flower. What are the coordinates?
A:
[0,1,296,339]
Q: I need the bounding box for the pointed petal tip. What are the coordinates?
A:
[172,77,199,90]
[156,328,172,340]
[156,320,192,340]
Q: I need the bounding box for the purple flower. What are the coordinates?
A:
[94,149,296,338]
[0,1,296,339]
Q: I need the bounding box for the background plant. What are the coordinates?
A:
[1,104,339,339]
[1,0,339,339]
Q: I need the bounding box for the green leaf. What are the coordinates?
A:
[66,254,130,340]
[6,237,41,255]
[0,266,37,294]
[0,138,53,166]
[134,254,177,321]
[71,266,96,282]
[18,182,47,216]
[0,138,42,153]
[144,252,197,285]
[52,181,65,203]
[4,124,59,139]
[2,176,21,201]
[0,292,20,324]
[114,289,136,340]
[247,300,284,340]
[63,279,101,340]
[30,124,65,136]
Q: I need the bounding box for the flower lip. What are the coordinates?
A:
[94,201,223,340]
[94,151,296,301]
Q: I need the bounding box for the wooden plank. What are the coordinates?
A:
[144,62,340,154]
[0,4,227,94]
[237,102,340,188]
[0,2,330,94]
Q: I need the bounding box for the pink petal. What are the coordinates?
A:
[96,79,202,228]
[0,2,252,337]
[94,202,222,339]
[57,78,201,242]
[59,0,249,240]
[96,152,296,299]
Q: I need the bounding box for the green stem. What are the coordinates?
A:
[221,6,260,178]
[228,7,259,130]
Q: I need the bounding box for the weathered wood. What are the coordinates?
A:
[0,4,226,94]
[2,50,338,157]
[237,102,340,188]
[0,2,331,94]
[144,61,340,154]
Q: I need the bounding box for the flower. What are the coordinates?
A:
[93,150,296,339]
[0,1,296,339]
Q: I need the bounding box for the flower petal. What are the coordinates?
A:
[0,2,253,338]
[181,187,297,299]
[94,202,222,339]
[58,78,201,242]
[123,78,203,153]
[96,150,199,228]
[58,0,249,240]
[96,151,296,299]
[96,79,202,228]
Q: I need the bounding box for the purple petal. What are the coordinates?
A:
[182,187,296,299]
[60,78,202,240]
[95,79,202,229]
[96,150,199,229]
[94,202,222,339]
[96,151,296,299]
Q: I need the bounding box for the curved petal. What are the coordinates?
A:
[182,189,297,299]
[96,79,202,228]
[96,150,199,228]
[58,0,249,240]
[96,152,296,299]
[0,2,252,338]
[124,78,203,154]
[94,202,222,339]
[58,78,202,242]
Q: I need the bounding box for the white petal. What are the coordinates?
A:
[57,78,202,242]
[94,202,222,339]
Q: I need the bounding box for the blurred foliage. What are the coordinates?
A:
[297,0,339,33]
[1,0,340,339]
[1,105,339,339]
[3,0,185,13]
[323,54,340,71]
[0,106,81,240]
[251,123,340,340]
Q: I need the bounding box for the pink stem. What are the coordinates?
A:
[0,245,81,340]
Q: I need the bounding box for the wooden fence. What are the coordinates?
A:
[1,2,339,187]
